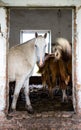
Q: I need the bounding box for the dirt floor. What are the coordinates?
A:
[2,82,80,130]
[0,110,81,130]
[0,88,80,130]
[9,86,73,113]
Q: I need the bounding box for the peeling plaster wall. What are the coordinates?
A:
[76,7,81,114]
[0,0,81,7]
[0,7,7,112]
[0,0,81,114]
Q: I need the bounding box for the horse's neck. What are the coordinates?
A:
[22,39,37,66]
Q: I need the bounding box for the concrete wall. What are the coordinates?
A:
[0,0,81,115]
[0,7,8,116]
[0,0,81,7]
[9,8,72,48]
[75,7,81,114]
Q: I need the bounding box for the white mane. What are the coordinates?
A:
[55,37,72,55]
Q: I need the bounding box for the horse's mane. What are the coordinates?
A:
[10,35,46,51]
[10,37,35,49]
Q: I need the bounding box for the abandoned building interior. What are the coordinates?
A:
[0,0,81,129]
[8,8,73,113]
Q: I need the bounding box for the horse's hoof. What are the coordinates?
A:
[9,108,16,113]
[62,97,68,103]
[27,108,34,114]
[6,115,13,120]
[26,105,34,114]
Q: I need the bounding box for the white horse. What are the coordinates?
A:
[8,32,47,113]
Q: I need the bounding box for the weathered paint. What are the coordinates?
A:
[75,7,81,114]
[72,8,77,113]
[0,0,81,115]
[0,0,81,7]
[76,7,81,84]
[0,7,7,111]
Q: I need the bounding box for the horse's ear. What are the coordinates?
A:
[44,33,47,39]
[35,32,38,38]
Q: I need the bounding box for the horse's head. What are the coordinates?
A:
[35,32,47,67]
[52,44,62,60]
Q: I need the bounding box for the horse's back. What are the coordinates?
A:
[8,38,35,82]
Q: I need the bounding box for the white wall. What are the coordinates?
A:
[75,7,81,114]
[0,0,81,114]
[0,7,7,114]
[0,0,81,6]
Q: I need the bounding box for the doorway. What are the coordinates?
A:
[9,8,73,113]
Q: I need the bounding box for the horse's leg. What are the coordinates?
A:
[24,79,34,114]
[11,79,24,112]
[62,89,68,102]
[60,80,68,102]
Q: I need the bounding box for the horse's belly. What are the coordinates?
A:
[8,48,35,82]
[8,59,34,82]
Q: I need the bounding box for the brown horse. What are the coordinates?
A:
[38,54,70,101]
[38,37,72,102]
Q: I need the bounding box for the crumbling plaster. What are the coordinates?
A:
[74,7,81,114]
[0,0,81,114]
[0,0,81,7]
[0,7,7,112]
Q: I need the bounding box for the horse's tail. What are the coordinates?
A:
[55,37,72,56]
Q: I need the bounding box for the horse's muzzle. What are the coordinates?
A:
[37,60,44,68]
[37,62,43,67]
